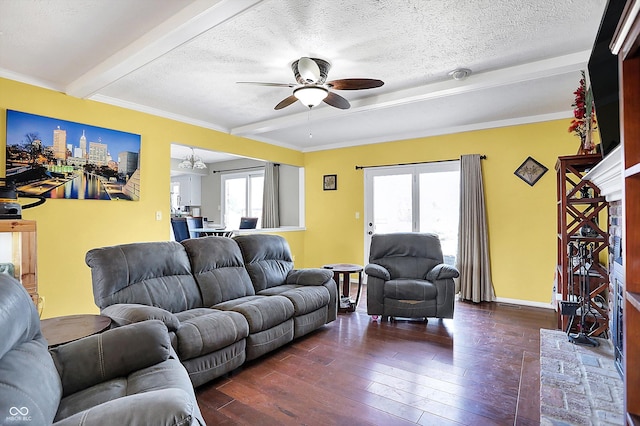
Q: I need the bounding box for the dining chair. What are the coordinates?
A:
[186,216,203,238]
[170,218,190,242]
[239,217,258,229]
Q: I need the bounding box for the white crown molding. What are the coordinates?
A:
[90,94,230,134]
[0,68,63,92]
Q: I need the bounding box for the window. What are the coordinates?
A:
[364,161,460,265]
[221,171,264,228]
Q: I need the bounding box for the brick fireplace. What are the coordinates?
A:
[584,146,623,377]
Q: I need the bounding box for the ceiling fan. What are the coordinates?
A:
[238,57,384,110]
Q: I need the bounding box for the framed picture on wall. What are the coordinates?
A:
[323,174,337,190]
[5,110,141,201]
[514,156,548,186]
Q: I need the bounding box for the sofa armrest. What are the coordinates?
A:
[53,388,203,426]
[50,320,171,397]
[286,268,334,285]
[425,264,459,281]
[365,263,391,281]
[102,303,180,332]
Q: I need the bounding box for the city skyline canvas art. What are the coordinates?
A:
[5,110,141,201]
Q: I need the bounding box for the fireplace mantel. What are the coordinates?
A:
[583,145,623,202]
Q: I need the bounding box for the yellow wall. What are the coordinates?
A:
[1,77,581,316]
[303,122,578,304]
[0,78,303,318]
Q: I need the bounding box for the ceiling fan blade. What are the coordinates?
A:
[327,78,384,90]
[237,82,297,88]
[275,95,298,110]
[298,57,321,83]
[323,92,350,109]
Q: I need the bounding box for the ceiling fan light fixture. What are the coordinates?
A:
[294,86,328,108]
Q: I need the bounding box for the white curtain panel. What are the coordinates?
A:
[261,163,280,228]
[457,154,495,302]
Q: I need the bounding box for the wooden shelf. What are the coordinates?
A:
[627,291,640,311]
[555,156,609,333]
[0,219,38,305]
[624,163,640,177]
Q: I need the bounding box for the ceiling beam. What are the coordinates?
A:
[66,0,265,98]
[231,51,590,138]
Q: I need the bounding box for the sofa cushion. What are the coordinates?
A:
[234,234,294,291]
[86,241,203,312]
[214,295,294,333]
[0,275,62,426]
[384,279,437,300]
[259,286,329,317]
[175,310,249,360]
[182,237,256,306]
[54,357,196,423]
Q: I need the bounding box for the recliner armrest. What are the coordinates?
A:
[286,268,334,285]
[425,264,460,281]
[50,320,171,397]
[365,264,390,281]
[53,388,203,426]
[102,303,180,332]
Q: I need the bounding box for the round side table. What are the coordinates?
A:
[40,314,112,347]
[322,263,363,312]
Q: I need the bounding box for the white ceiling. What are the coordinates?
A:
[0,0,607,158]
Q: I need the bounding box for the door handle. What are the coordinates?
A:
[368,231,373,235]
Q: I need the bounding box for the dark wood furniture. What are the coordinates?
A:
[323,263,363,312]
[555,154,609,336]
[612,1,640,422]
[40,314,111,347]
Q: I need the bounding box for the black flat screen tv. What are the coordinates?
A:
[587,0,625,158]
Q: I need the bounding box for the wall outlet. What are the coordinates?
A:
[355,212,360,219]
[155,211,162,221]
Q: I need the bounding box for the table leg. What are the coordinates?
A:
[341,272,350,297]
[354,271,363,307]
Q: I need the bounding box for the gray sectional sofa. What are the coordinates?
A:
[85,234,338,388]
[0,274,204,426]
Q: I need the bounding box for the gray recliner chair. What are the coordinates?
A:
[365,232,459,321]
[0,274,204,426]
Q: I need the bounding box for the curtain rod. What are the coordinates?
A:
[355,155,486,170]
[211,163,279,174]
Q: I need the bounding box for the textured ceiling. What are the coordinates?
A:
[0,0,607,157]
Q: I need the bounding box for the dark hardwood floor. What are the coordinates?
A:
[196,284,557,425]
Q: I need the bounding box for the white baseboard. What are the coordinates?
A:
[494,296,555,310]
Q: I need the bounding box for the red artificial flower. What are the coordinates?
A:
[568,71,596,140]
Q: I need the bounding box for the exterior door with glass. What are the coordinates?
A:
[363,162,460,265]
